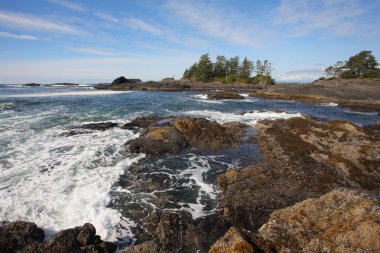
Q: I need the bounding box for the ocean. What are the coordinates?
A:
[0,84,378,244]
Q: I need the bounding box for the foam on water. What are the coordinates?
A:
[321,102,338,107]
[0,112,143,240]
[0,90,131,98]
[183,110,303,125]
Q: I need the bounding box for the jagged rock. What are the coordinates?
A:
[121,211,229,253]
[207,91,244,100]
[1,222,116,253]
[80,122,118,131]
[208,227,254,253]
[111,76,141,86]
[216,117,380,231]
[259,188,380,252]
[125,117,248,157]
[0,221,45,253]
[123,116,173,130]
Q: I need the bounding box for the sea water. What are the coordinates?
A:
[0,84,378,242]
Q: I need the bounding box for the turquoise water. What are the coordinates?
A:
[0,84,378,242]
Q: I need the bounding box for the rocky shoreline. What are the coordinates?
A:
[3,116,379,253]
[250,78,380,113]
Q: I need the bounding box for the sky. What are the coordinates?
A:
[0,0,379,84]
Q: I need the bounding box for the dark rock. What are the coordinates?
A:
[0,221,45,253]
[1,222,116,253]
[24,83,41,87]
[124,117,247,157]
[122,116,172,130]
[111,76,141,86]
[80,122,118,131]
[216,117,380,232]
[121,211,229,253]
[207,91,244,100]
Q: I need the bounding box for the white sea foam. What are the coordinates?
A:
[183,110,302,125]
[321,102,338,107]
[0,115,143,240]
[0,90,131,98]
[192,94,223,104]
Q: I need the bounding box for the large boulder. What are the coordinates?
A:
[0,221,45,253]
[216,117,380,231]
[259,188,380,252]
[1,222,116,253]
[209,188,380,253]
[111,76,141,86]
[125,117,248,157]
[207,91,244,100]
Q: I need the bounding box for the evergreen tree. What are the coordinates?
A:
[228,56,240,75]
[345,51,378,77]
[239,57,253,79]
[213,55,227,78]
[195,54,213,82]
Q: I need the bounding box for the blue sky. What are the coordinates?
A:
[0,0,379,83]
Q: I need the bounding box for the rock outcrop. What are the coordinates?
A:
[259,188,380,252]
[209,188,380,253]
[111,76,141,86]
[207,91,244,100]
[124,116,248,157]
[120,211,229,253]
[217,117,380,231]
[0,222,116,253]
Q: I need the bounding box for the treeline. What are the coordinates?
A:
[182,54,275,85]
[324,51,380,79]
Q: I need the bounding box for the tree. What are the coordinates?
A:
[324,66,334,78]
[239,57,253,79]
[213,55,227,78]
[263,60,273,76]
[228,56,240,75]
[255,60,264,75]
[194,54,213,82]
[344,50,378,77]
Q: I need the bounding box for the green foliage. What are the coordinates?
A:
[249,75,275,85]
[345,51,378,77]
[362,68,380,78]
[194,54,213,82]
[323,51,379,80]
[182,53,274,85]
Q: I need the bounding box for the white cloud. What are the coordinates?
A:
[164,0,264,47]
[0,31,38,40]
[68,47,124,56]
[47,0,86,12]
[276,68,324,82]
[124,17,162,36]
[0,11,84,34]
[274,0,366,37]
[95,12,119,23]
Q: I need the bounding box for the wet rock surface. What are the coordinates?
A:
[0,222,116,253]
[80,122,118,131]
[216,117,380,232]
[207,91,244,100]
[124,116,248,157]
[120,211,230,253]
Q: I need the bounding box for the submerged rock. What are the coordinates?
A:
[125,116,248,157]
[80,122,118,131]
[0,222,116,253]
[216,117,380,231]
[207,91,244,100]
